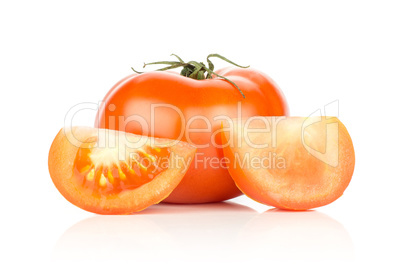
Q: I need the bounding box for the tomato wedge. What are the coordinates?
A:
[48,127,196,214]
[222,117,355,210]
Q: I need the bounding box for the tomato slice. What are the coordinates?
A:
[48,127,196,214]
[222,117,355,210]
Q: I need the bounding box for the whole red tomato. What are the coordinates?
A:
[95,58,288,203]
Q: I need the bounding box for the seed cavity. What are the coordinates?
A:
[118,167,126,180]
[107,169,115,184]
[76,137,171,195]
[132,158,148,171]
[138,148,157,162]
[80,165,93,173]
[99,174,107,187]
[86,169,95,181]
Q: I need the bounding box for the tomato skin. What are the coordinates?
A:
[95,67,289,203]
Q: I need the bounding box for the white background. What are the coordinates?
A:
[1,0,401,267]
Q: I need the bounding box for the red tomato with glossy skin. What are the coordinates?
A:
[95,66,289,203]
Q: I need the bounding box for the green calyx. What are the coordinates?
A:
[131,54,249,98]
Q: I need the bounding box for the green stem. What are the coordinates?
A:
[131,54,249,98]
[207,54,250,69]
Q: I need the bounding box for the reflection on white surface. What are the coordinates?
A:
[235,209,354,261]
[52,202,257,262]
[52,204,353,262]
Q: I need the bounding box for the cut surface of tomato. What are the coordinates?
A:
[222,116,355,210]
[48,127,196,214]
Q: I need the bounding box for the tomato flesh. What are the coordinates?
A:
[222,116,355,210]
[74,136,170,196]
[48,127,196,214]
